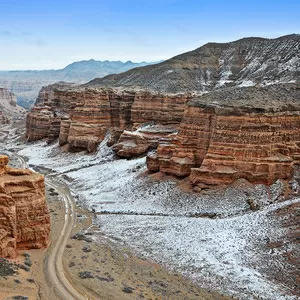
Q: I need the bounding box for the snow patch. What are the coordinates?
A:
[14,138,298,300]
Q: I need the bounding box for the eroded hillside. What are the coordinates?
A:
[87,34,300,93]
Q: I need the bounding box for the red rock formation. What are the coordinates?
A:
[0,155,50,258]
[58,118,71,146]
[65,89,113,152]
[27,86,135,151]
[148,84,300,188]
[131,92,188,128]
[26,106,61,143]
[189,113,295,188]
[147,106,213,176]
[26,82,300,187]
[113,125,178,158]
[26,84,189,153]
[112,130,149,158]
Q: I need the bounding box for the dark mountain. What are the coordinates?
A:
[86,34,300,93]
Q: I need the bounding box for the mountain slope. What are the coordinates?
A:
[86,34,300,93]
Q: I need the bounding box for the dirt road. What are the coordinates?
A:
[13,153,88,300]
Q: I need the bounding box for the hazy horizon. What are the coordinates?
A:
[0,58,163,72]
[1,0,299,70]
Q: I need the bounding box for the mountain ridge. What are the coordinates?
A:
[86,34,300,93]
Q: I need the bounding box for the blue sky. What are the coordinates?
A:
[0,0,299,70]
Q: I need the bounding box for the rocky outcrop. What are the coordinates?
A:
[26,82,300,189]
[148,84,300,188]
[26,106,61,143]
[0,88,17,108]
[0,155,50,258]
[131,92,188,128]
[113,124,178,158]
[26,84,189,152]
[27,86,135,150]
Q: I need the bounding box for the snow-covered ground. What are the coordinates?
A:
[4,137,297,299]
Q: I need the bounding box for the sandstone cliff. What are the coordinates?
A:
[147,84,300,188]
[0,155,50,258]
[27,82,300,189]
[25,33,300,189]
[26,84,189,152]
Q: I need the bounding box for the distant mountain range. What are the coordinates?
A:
[86,34,300,93]
[0,60,160,109]
[0,60,160,82]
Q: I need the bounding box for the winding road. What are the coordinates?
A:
[13,153,88,300]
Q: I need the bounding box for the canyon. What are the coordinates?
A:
[26,82,300,189]
[0,155,50,258]
[148,84,300,188]
[2,33,300,299]
[26,84,189,154]
[25,34,300,188]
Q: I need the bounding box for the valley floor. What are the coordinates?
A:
[1,178,229,300]
[0,122,299,299]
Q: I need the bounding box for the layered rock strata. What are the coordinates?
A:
[26,84,189,152]
[148,84,300,187]
[26,106,61,143]
[0,155,50,258]
[113,124,178,158]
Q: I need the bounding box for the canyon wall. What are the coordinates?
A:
[26,84,189,152]
[27,82,300,188]
[0,155,50,258]
[148,84,300,188]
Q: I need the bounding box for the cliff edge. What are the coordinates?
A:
[0,155,50,258]
[147,84,300,188]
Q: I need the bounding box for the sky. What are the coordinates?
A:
[0,0,299,70]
